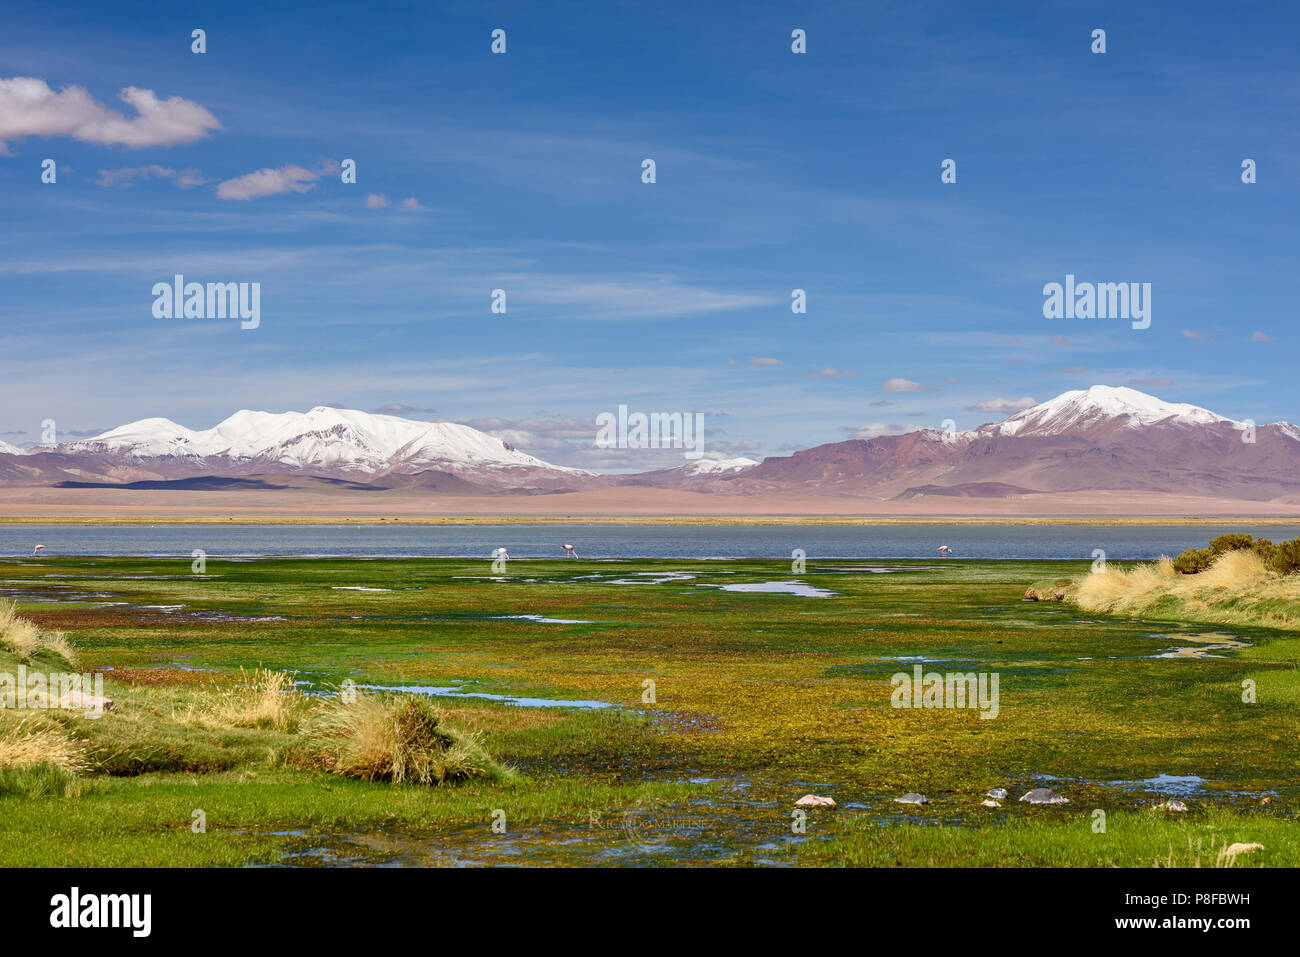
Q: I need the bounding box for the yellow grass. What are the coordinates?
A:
[0,600,75,664]
[298,694,514,785]
[1077,550,1300,626]
[195,667,305,733]
[0,714,88,773]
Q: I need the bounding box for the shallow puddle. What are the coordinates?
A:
[356,683,613,710]
[1146,633,1250,659]
[490,614,595,624]
[698,581,838,598]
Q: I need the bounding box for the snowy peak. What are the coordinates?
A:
[993,386,1233,437]
[66,406,587,476]
[0,439,26,456]
[81,418,202,458]
[682,457,759,475]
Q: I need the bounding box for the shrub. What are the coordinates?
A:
[1208,533,1256,555]
[1269,538,1300,576]
[1252,538,1278,566]
[1175,535,1300,577]
[1173,548,1214,575]
[296,694,516,786]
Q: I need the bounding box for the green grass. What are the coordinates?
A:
[0,554,1295,866]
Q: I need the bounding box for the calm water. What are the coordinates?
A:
[3,523,1298,560]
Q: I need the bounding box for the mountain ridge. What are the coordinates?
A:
[2,386,1298,501]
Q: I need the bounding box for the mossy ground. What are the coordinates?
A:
[1,555,1295,866]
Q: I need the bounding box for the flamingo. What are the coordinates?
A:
[938,545,953,555]
[492,547,510,560]
[563,544,578,559]
[32,544,45,557]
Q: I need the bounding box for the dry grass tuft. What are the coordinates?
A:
[0,714,88,774]
[1076,549,1300,626]
[1154,834,1267,868]
[0,601,76,664]
[197,667,305,733]
[296,694,516,785]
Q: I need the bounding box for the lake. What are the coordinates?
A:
[3,523,1298,560]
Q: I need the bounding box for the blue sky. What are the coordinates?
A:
[2,0,1297,470]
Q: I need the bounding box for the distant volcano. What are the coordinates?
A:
[3,386,1299,502]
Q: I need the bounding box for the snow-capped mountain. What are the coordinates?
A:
[4,387,1300,502]
[626,455,761,489]
[69,406,584,474]
[992,385,1233,438]
[48,406,595,489]
[0,439,26,456]
[737,385,1300,501]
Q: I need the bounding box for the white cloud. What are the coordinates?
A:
[217,163,330,200]
[846,422,913,439]
[365,193,390,208]
[967,395,1037,413]
[400,197,422,209]
[881,377,935,393]
[0,77,219,152]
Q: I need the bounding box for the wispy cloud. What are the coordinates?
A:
[966,396,1036,413]
[517,276,770,320]
[97,165,208,188]
[216,160,337,200]
[882,377,935,393]
[1129,377,1174,387]
[844,422,914,439]
[372,403,437,416]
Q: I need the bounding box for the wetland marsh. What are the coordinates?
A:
[1,551,1296,867]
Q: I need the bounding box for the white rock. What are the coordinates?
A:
[1019,787,1069,805]
[1223,842,1264,857]
[60,690,116,713]
[794,794,835,807]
